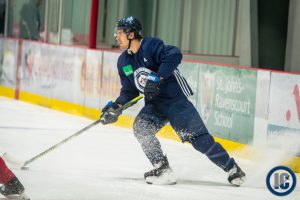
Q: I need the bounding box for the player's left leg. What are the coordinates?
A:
[167,98,246,186]
[133,104,176,184]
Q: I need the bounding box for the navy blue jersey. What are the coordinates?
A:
[115,37,193,105]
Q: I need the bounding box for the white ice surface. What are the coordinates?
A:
[0,96,299,200]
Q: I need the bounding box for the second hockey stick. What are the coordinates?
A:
[20,95,143,169]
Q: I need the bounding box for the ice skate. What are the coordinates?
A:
[228,164,246,186]
[144,158,176,185]
[0,177,29,200]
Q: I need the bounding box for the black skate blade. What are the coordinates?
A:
[145,175,177,185]
[146,180,177,185]
[230,176,246,186]
[2,193,30,200]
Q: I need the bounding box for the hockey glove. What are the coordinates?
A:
[144,72,162,100]
[100,101,122,125]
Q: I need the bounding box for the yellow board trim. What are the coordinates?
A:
[19,91,85,116]
[1,90,299,173]
[0,86,15,98]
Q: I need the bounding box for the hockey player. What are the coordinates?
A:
[100,16,246,186]
[0,156,29,199]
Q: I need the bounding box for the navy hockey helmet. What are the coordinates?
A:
[114,16,143,39]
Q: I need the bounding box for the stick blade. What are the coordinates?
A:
[20,166,29,170]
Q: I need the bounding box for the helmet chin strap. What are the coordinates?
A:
[127,35,133,54]
[128,39,132,49]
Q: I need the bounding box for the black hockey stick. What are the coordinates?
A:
[20,95,143,169]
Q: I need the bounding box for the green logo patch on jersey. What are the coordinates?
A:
[122,65,133,76]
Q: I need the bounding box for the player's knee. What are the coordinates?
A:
[190,133,216,154]
[133,117,150,139]
[133,116,159,140]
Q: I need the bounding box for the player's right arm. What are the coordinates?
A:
[100,55,139,125]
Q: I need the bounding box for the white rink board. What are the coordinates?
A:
[20,41,86,105]
[0,39,18,89]
[83,49,103,109]
[253,70,271,146]
[268,72,300,130]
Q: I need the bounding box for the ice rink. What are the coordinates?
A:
[0,96,299,200]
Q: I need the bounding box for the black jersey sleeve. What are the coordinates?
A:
[151,39,183,79]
